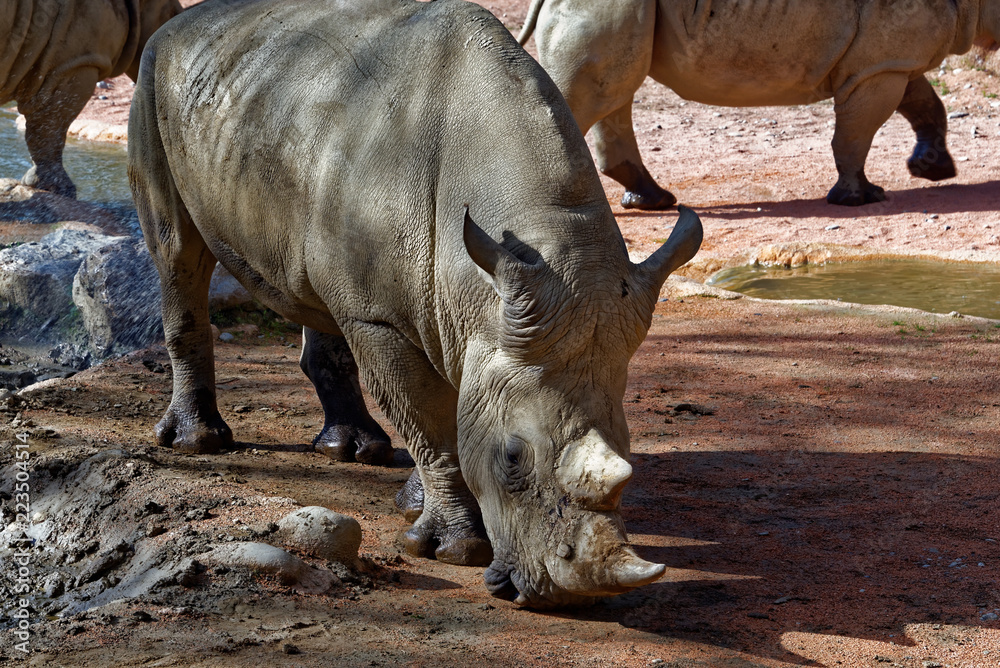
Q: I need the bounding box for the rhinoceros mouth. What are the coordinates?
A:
[483,556,599,609]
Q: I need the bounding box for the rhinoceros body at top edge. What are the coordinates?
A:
[520,0,1000,207]
[0,0,182,198]
[128,0,703,608]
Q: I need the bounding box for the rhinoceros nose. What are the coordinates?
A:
[556,429,632,510]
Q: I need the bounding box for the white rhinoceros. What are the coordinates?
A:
[519,0,999,207]
[0,0,183,198]
[128,0,703,607]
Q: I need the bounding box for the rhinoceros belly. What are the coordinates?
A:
[649,0,856,106]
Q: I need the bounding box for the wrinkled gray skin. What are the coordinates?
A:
[520,0,1000,207]
[0,0,182,198]
[129,0,703,607]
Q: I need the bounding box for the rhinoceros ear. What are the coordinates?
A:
[463,206,535,284]
[633,205,703,292]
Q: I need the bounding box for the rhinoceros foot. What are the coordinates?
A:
[620,186,677,211]
[313,424,394,466]
[826,180,886,207]
[394,470,424,522]
[155,408,233,454]
[402,513,493,566]
[22,165,77,200]
[907,147,957,182]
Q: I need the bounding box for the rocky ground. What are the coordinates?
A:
[1,1,999,666]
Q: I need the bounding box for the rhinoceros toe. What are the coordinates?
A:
[826,181,886,207]
[22,165,77,200]
[155,409,233,454]
[402,514,492,566]
[620,186,677,211]
[907,151,957,182]
[313,424,394,466]
[394,470,424,522]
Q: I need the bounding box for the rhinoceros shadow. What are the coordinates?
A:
[531,449,1000,666]
[699,179,1000,220]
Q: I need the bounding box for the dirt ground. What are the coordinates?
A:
[2,1,1000,666]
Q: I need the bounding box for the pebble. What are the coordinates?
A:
[219,332,235,342]
[982,612,999,622]
[947,111,969,119]
[825,224,840,231]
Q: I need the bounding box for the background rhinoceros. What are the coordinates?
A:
[128,0,702,607]
[519,0,1000,207]
[0,0,182,198]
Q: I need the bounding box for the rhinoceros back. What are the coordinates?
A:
[134,0,605,362]
[650,0,959,106]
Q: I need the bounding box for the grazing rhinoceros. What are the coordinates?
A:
[518,0,1000,207]
[0,0,183,198]
[128,0,703,607]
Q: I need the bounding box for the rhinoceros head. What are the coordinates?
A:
[458,206,702,608]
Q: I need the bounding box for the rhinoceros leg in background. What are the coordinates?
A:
[592,103,677,210]
[299,327,394,466]
[827,73,910,206]
[18,72,99,199]
[343,323,491,566]
[533,0,675,210]
[897,75,957,183]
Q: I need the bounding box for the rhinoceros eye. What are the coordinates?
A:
[502,436,533,493]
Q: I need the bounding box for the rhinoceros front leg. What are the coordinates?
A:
[299,327,394,465]
[827,74,909,206]
[897,75,956,183]
[593,103,677,210]
[18,72,99,199]
[345,323,491,566]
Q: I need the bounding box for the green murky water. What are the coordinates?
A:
[1,104,132,203]
[708,259,1000,319]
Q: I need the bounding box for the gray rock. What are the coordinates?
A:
[209,265,252,310]
[72,236,163,358]
[200,541,339,593]
[275,506,362,564]
[71,237,254,358]
[0,229,120,332]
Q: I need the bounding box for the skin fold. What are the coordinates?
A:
[520,0,998,207]
[128,0,702,607]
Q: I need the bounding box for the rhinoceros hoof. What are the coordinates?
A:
[394,470,424,523]
[826,182,886,207]
[402,517,493,566]
[313,425,394,466]
[907,153,957,182]
[620,187,677,211]
[22,165,77,199]
[155,411,233,454]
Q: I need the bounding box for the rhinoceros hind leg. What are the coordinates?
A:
[18,71,100,199]
[593,105,677,211]
[130,66,233,454]
[828,74,908,206]
[394,469,424,522]
[300,327,394,465]
[345,322,490,566]
[897,76,956,182]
